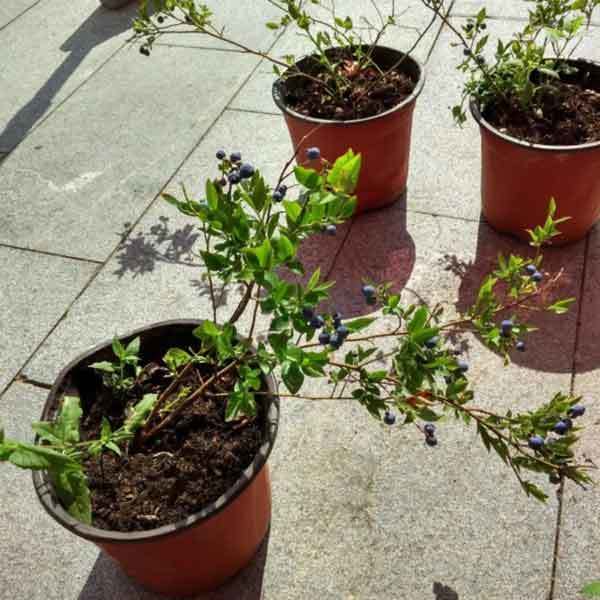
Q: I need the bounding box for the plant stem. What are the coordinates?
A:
[229,283,254,325]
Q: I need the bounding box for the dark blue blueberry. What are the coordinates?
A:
[310,315,325,329]
[425,336,439,350]
[306,147,321,160]
[553,420,570,435]
[425,435,438,447]
[302,306,314,320]
[361,284,376,298]
[140,46,150,56]
[228,171,241,184]
[528,435,545,450]
[278,184,288,196]
[568,405,586,418]
[501,319,513,337]
[239,163,255,179]
[366,295,377,306]
[516,341,526,352]
[333,313,342,328]
[384,410,396,425]
[319,331,331,345]
[525,264,537,275]
[325,224,337,236]
[457,359,469,373]
[230,152,242,163]
[329,333,342,350]
[549,472,561,485]
[272,190,284,202]
[216,150,226,160]
[424,423,436,436]
[531,271,543,283]
[336,325,349,339]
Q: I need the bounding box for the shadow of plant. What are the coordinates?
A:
[433,581,459,600]
[442,219,588,373]
[78,532,270,599]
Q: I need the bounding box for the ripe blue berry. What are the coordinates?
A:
[528,435,545,450]
[278,184,288,195]
[306,147,321,160]
[216,150,226,160]
[531,271,543,282]
[549,473,561,485]
[333,313,342,328]
[516,341,526,352]
[336,325,349,339]
[384,410,396,425]
[325,224,337,236]
[553,420,570,435]
[319,331,331,345]
[230,152,242,163]
[457,359,469,373]
[501,319,513,337]
[424,423,436,436]
[302,306,314,320]
[329,333,342,349]
[140,46,150,56]
[239,163,255,179]
[425,435,438,447]
[525,264,537,275]
[366,295,377,306]
[272,190,283,202]
[310,315,325,329]
[228,171,241,184]
[361,284,376,298]
[425,336,439,350]
[568,405,586,418]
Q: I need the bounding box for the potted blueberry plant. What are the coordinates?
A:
[423,0,600,243]
[132,0,446,213]
[0,147,595,596]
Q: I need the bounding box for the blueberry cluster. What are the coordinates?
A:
[424,423,438,447]
[306,309,349,350]
[525,263,543,282]
[527,404,586,451]
[215,150,255,186]
[272,184,287,202]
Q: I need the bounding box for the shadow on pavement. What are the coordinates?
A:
[0,3,139,153]
[78,533,270,600]
[442,219,589,374]
[433,581,459,599]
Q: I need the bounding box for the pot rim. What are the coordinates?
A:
[272,45,425,126]
[469,57,600,152]
[33,319,280,544]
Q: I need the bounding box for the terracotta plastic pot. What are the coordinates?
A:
[33,320,279,597]
[471,59,600,244]
[272,46,425,214]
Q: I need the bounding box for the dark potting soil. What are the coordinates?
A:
[284,48,416,120]
[484,81,600,145]
[80,363,264,532]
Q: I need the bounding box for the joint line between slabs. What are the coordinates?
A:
[0,0,44,34]
[0,242,103,265]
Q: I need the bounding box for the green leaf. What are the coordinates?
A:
[89,361,115,374]
[547,298,576,315]
[125,337,140,356]
[274,234,295,262]
[55,396,82,445]
[54,463,92,524]
[124,394,158,432]
[282,361,304,394]
[307,268,321,291]
[101,417,112,441]
[163,347,192,372]
[0,422,4,444]
[327,150,362,194]
[294,166,322,190]
[206,179,219,210]
[344,317,375,334]
[201,320,221,337]
[581,581,600,598]
[408,306,428,334]
[105,441,122,456]
[31,422,61,445]
[225,389,257,422]
[283,200,302,223]
[246,238,273,270]
[8,446,52,469]
[522,481,548,502]
[112,337,126,360]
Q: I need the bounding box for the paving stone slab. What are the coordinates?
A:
[0,0,140,152]
[0,0,39,30]
[0,45,258,261]
[0,246,97,395]
[230,2,444,114]
[0,382,100,600]
[555,227,600,600]
[23,109,350,384]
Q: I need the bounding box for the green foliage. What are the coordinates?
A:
[582,581,600,598]
[424,0,600,123]
[90,336,141,396]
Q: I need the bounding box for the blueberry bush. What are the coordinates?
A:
[0,146,595,523]
[422,0,600,124]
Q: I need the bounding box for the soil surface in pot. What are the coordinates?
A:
[484,81,600,145]
[284,47,416,120]
[79,363,264,532]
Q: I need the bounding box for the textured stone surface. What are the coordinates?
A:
[0,0,138,152]
[0,383,100,600]
[0,246,97,395]
[0,46,258,261]
[555,227,600,600]
[0,0,39,30]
